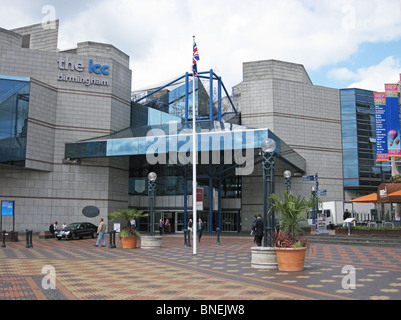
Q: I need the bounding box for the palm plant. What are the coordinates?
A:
[108,208,148,239]
[270,191,318,243]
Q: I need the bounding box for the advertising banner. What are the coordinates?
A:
[374,92,388,162]
[196,188,203,211]
[1,200,14,216]
[385,84,401,157]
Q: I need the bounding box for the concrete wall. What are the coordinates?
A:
[239,60,343,231]
[0,22,132,233]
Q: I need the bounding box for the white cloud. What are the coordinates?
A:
[330,57,401,92]
[2,0,401,92]
[348,57,401,91]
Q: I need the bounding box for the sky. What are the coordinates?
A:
[2,0,401,94]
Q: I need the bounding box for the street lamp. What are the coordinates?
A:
[148,172,157,236]
[284,170,292,194]
[261,138,276,247]
[311,186,316,225]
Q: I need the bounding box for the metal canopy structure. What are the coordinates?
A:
[66,70,306,174]
[64,71,306,233]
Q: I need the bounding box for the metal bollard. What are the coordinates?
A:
[2,230,6,248]
[187,229,191,247]
[29,230,33,248]
[26,230,33,248]
[184,229,188,246]
[112,230,116,248]
[216,228,221,245]
[109,230,116,248]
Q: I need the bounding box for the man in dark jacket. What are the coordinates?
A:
[253,214,264,246]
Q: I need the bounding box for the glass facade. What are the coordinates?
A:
[66,73,306,199]
[340,88,390,189]
[0,75,30,166]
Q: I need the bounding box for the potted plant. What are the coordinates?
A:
[270,191,318,272]
[108,208,148,249]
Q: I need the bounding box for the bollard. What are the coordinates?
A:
[184,229,188,246]
[26,230,33,248]
[216,228,221,245]
[109,230,116,248]
[29,230,33,248]
[112,230,116,248]
[187,229,191,247]
[2,230,6,248]
[26,229,30,248]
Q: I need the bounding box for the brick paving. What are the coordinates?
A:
[1,234,401,301]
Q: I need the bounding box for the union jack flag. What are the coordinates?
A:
[193,40,200,76]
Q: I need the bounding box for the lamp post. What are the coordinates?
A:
[284,170,292,194]
[311,186,316,226]
[148,172,157,236]
[261,138,276,247]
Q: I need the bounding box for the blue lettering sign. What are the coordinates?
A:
[89,59,110,75]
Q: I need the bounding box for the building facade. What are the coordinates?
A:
[0,21,132,232]
[0,21,386,234]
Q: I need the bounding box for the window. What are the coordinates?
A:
[0,76,30,166]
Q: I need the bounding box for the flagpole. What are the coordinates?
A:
[192,35,198,255]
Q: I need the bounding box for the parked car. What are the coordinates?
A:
[57,222,98,240]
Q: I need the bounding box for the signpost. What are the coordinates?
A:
[302,173,328,234]
[1,200,15,232]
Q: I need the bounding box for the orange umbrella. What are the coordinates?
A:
[349,193,378,203]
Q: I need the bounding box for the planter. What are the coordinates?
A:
[275,247,307,272]
[335,228,347,235]
[251,247,278,270]
[140,236,162,249]
[121,237,137,249]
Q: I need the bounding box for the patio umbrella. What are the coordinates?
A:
[349,193,378,203]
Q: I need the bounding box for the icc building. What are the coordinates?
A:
[0,21,389,234]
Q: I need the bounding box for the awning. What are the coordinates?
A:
[388,189,401,197]
[349,193,378,203]
[377,183,401,203]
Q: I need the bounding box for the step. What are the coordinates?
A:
[304,234,401,247]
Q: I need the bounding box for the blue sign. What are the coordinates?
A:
[1,201,14,216]
[302,175,316,182]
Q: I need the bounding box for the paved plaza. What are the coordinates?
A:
[1,233,401,301]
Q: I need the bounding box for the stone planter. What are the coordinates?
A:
[275,247,307,272]
[141,236,162,249]
[251,247,278,270]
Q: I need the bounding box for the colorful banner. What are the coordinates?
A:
[374,92,389,162]
[385,84,401,157]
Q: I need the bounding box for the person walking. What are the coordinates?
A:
[159,219,164,235]
[197,218,203,242]
[254,214,264,247]
[188,218,193,234]
[95,218,106,247]
[251,215,257,243]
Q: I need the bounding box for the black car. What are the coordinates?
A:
[57,222,98,240]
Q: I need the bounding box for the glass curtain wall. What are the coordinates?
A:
[0,76,30,166]
[341,88,390,189]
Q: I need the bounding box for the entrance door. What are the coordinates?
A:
[222,212,238,232]
[175,212,184,233]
